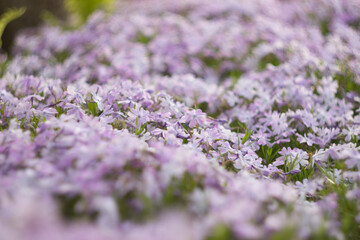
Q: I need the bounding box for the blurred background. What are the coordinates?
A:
[0,0,120,54]
[0,0,67,53]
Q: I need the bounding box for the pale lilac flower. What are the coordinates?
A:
[343,148,360,170]
[128,104,151,126]
[342,126,360,142]
[275,147,309,170]
[179,109,207,128]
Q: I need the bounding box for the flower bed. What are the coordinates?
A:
[1,0,360,239]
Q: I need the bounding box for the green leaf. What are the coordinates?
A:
[316,164,360,238]
[258,53,281,71]
[241,129,253,145]
[229,119,247,133]
[206,224,235,240]
[87,101,100,116]
[136,31,154,44]
[270,227,296,240]
[258,145,280,166]
[0,8,26,48]
[41,10,63,27]
[223,160,239,173]
[65,0,114,24]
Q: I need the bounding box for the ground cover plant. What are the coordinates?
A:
[1,0,360,239]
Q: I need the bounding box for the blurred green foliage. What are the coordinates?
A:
[64,0,114,24]
[0,7,25,48]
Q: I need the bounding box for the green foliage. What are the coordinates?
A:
[282,154,315,183]
[206,224,236,240]
[54,50,70,63]
[349,18,360,30]
[258,145,281,166]
[283,155,298,173]
[0,8,26,48]
[86,101,103,116]
[258,53,281,71]
[0,103,5,116]
[65,0,114,24]
[136,32,154,45]
[317,165,360,239]
[134,119,147,136]
[335,62,360,99]
[222,160,239,173]
[272,102,296,113]
[287,157,315,183]
[0,8,25,76]
[320,20,331,36]
[230,69,242,81]
[115,172,203,222]
[56,106,66,118]
[87,101,99,116]
[56,193,83,220]
[41,10,63,27]
[336,184,360,239]
[29,113,42,139]
[241,129,253,145]
[230,69,242,89]
[270,227,296,240]
[163,172,202,205]
[198,102,209,113]
[55,193,98,221]
[202,56,223,70]
[0,103,10,131]
[229,119,247,133]
[111,119,127,130]
[0,55,8,77]
[16,113,44,139]
[115,191,154,221]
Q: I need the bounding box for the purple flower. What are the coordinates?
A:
[344,148,360,170]
[275,147,309,170]
[128,104,151,126]
[179,109,208,128]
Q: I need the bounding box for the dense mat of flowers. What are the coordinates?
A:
[1,0,360,239]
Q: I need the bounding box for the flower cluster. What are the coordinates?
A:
[1,0,360,239]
